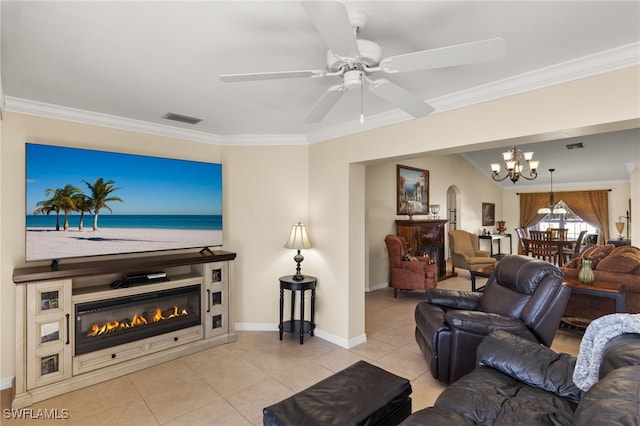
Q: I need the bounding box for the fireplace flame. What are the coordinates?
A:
[86,305,189,337]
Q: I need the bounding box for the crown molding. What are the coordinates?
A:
[306,42,640,143]
[5,97,226,145]
[216,133,307,146]
[5,42,638,146]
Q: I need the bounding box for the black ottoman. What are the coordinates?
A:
[263,360,412,426]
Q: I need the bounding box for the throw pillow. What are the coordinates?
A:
[565,244,615,269]
[565,244,598,269]
[585,244,615,269]
[596,246,640,273]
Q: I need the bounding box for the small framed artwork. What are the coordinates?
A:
[482,202,495,226]
[397,165,429,216]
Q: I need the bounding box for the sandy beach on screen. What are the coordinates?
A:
[26,227,223,261]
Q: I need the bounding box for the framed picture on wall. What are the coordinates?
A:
[482,202,495,226]
[397,165,429,216]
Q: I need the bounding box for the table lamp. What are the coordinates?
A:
[615,221,625,240]
[284,222,312,281]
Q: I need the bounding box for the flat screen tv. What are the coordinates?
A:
[25,143,223,263]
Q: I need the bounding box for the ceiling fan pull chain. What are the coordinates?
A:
[360,73,365,124]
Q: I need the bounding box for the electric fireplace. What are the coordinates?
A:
[75,285,201,355]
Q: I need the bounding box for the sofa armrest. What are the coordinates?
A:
[452,250,470,260]
[445,311,528,336]
[475,249,491,257]
[401,260,425,274]
[476,330,583,404]
[427,288,482,310]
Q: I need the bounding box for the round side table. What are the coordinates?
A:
[279,275,317,344]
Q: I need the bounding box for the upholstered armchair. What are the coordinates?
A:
[449,229,496,273]
[384,234,438,298]
[414,255,570,384]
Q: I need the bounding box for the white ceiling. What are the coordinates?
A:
[1,1,639,187]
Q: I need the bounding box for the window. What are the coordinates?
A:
[532,200,597,239]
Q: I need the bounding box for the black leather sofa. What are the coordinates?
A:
[401,330,640,425]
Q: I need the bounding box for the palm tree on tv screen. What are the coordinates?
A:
[33,197,60,231]
[34,184,83,231]
[74,194,94,231]
[82,178,123,231]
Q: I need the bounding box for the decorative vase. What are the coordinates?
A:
[578,259,595,285]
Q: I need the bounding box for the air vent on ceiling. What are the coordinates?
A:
[162,112,202,125]
[565,142,584,150]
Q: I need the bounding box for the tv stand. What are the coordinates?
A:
[200,246,214,255]
[12,250,236,409]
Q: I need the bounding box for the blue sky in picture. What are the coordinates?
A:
[26,144,222,215]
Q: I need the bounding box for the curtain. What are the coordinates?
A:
[519,190,610,244]
[558,190,610,243]
[519,193,551,228]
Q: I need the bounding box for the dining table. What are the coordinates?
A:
[523,238,576,266]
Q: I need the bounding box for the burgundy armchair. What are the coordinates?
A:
[384,234,438,297]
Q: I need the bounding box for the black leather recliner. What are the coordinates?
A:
[415,255,570,384]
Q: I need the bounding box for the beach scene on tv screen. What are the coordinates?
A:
[26,144,223,262]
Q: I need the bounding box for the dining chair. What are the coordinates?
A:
[548,228,568,240]
[514,227,530,255]
[571,230,588,257]
[529,230,551,241]
[528,239,559,264]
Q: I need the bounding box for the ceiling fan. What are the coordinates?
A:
[220,1,508,123]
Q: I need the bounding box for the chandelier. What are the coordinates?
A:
[490,145,539,183]
[538,168,567,215]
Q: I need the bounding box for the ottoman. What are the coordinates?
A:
[263,360,412,426]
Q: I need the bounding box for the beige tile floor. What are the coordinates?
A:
[1,270,582,425]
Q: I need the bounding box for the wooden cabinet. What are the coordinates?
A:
[396,220,448,278]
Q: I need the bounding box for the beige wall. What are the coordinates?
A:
[307,66,639,347]
[0,113,308,385]
[2,66,639,386]
[365,155,503,291]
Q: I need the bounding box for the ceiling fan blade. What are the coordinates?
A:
[304,85,346,123]
[220,69,327,82]
[301,0,360,59]
[379,38,508,73]
[369,79,434,118]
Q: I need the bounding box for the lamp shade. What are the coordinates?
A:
[537,206,567,215]
[284,222,312,250]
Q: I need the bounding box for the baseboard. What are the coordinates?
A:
[367,282,389,292]
[1,376,13,390]
[234,323,367,349]
[234,322,278,332]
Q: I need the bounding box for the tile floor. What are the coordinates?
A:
[1,270,582,425]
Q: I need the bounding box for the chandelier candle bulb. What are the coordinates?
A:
[490,145,539,183]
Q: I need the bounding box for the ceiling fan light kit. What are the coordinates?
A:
[220,0,507,123]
